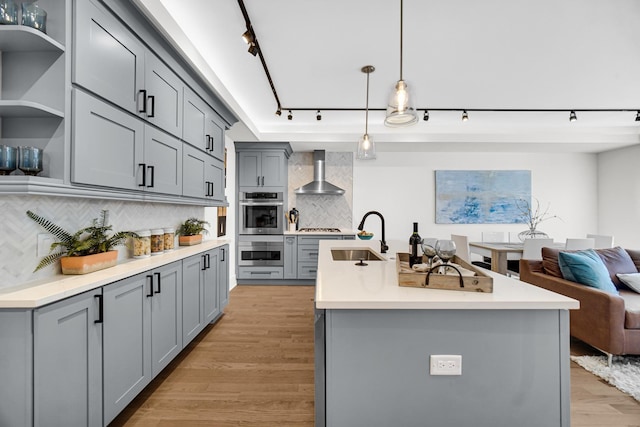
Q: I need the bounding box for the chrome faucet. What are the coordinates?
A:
[357,211,388,253]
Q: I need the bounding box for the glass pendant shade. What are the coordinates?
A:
[357,134,376,160]
[384,80,418,127]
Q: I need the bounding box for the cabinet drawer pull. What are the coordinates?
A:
[138,163,146,187]
[146,275,154,297]
[138,89,147,113]
[154,272,161,294]
[147,165,154,188]
[147,95,155,118]
[94,294,103,324]
[250,271,273,275]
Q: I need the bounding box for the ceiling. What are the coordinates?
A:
[133,0,640,153]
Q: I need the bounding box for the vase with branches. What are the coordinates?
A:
[27,209,137,273]
[515,198,560,241]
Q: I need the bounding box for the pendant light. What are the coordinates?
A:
[357,65,376,160]
[384,0,418,127]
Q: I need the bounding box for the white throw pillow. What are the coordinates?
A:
[616,273,640,293]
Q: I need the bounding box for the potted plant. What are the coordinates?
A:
[27,209,137,274]
[176,217,209,246]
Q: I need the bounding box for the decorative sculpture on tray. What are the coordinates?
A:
[516,198,560,241]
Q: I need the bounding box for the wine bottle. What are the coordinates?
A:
[409,222,422,266]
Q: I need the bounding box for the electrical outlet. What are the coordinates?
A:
[430,355,462,376]
[37,233,54,258]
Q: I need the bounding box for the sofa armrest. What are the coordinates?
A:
[520,259,627,354]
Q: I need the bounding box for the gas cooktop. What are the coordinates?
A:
[297,227,342,233]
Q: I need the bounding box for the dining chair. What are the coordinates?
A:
[586,234,614,249]
[522,238,554,260]
[565,238,595,250]
[482,231,506,243]
[451,234,491,269]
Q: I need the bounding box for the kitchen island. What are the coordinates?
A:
[315,239,578,427]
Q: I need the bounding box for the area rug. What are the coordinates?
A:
[570,355,640,402]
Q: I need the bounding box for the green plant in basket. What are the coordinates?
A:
[176,217,210,236]
[27,210,137,271]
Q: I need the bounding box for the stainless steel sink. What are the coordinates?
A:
[331,248,385,261]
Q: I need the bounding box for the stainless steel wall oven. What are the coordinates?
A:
[239,192,284,235]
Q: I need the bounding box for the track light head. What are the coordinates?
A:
[316,110,322,121]
[423,110,429,121]
[287,110,293,120]
[635,111,640,122]
[242,30,254,45]
[275,108,282,116]
[569,110,577,122]
[461,110,469,122]
[247,43,258,56]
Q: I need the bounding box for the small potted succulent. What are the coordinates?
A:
[176,217,209,246]
[27,209,137,274]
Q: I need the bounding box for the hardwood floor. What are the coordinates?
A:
[111,285,640,427]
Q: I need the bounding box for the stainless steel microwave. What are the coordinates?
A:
[239,192,284,235]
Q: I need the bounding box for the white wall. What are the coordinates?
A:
[353,152,598,244]
[598,144,640,249]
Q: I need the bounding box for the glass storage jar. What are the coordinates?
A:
[133,230,151,258]
[163,227,175,251]
[150,229,164,255]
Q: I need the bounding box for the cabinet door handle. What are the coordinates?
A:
[154,272,161,294]
[147,95,155,118]
[201,254,207,271]
[257,176,260,186]
[261,176,265,186]
[146,275,154,297]
[205,253,211,269]
[221,248,225,261]
[147,165,154,188]
[209,136,214,152]
[94,294,103,324]
[205,135,211,151]
[138,89,147,113]
[138,163,147,187]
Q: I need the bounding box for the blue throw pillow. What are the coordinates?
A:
[558,249,619,294]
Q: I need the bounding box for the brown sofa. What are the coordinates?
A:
[519,247,640,358]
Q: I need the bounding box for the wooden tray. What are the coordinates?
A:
[396,253,493,293]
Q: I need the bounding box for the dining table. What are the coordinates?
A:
[468,241,563,275]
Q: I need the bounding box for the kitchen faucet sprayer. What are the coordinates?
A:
[357,211,388,253]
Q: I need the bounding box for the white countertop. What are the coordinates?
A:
[284,229,357,235]
[0,239,231,309]
[315,239,579,310]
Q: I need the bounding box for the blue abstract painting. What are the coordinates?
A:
[435,170,531,224]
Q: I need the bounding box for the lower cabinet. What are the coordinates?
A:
[103,261,182,425]
[33,289,103,427]
[0,246,228,427]
[284,236,298,279]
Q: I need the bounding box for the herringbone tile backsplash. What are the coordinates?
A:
[288,152,353,229]
[0,195,204,289]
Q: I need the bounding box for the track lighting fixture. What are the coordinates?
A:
[636,111,640,122]
[287,110,293,120]
[384,0,418,127]
[275,108,282,116]
[357,66,376,160]
[241,30,253,44]
[241,29,258,56]
[569,110,577,122]
[461,110,469,122]
[423,110,429,121]
[316,110,322,121]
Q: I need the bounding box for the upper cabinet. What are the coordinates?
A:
[237,149,290,190]
[0,0,236,205]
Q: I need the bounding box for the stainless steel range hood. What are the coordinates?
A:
[294,150,345,195]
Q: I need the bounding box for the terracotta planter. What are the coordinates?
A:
[60,250,118,275]
[179,234,203,246]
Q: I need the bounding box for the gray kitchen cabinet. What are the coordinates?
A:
[73,0,144,115]
[73,89,182,195]
[219,245,230,310]
[183,143,225,201]
[145,53,183,138]
[238,266,284,279]
[144,126,183,195]
[284,235,298,279]
[102,261,182,425]
[33,289,103,427]
[297,235,343,280]
[183,87,225,161]
[237,151,287,189]
[182,249,222,347]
